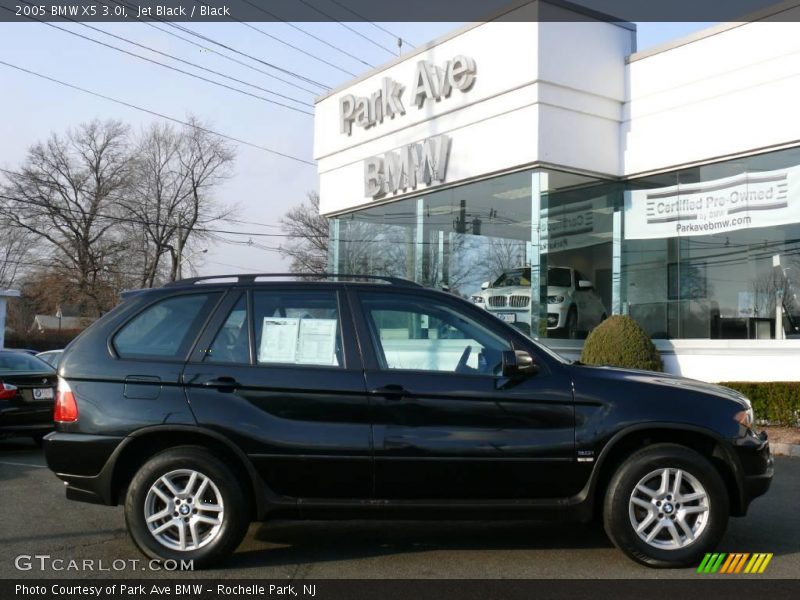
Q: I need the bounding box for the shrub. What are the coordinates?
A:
[718,382,800,427]
[3,329,83,352]
[580,315,663,372]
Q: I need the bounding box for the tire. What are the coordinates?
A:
[124,446,249,569]
[566,307,578,339]
[603,443,729,568]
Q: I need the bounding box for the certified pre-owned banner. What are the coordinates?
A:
[624,166,800,240]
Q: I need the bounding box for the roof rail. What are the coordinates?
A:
[162,273,422,288]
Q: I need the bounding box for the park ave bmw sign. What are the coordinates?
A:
[340,55,475,199]
[339,55,476,135]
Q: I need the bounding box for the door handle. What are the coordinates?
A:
[202,377,239,392]
[371,384,407,399]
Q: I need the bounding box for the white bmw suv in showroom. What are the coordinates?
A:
[471,266,607,338]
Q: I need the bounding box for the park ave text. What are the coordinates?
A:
[16,584,316,597]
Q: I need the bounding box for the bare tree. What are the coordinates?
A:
[124,117,235,285]
[168,117,235,281]
[473,237,528,283]
[0,215,34,288]
[279,191,329,275]
[0,120,134,315]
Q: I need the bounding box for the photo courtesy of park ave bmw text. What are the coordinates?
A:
[0,1,799,599]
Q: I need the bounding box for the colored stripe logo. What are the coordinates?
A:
[697,553,773,574]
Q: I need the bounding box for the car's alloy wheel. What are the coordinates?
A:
[144,468,225,552]
[628,467,709,550]
[125,446,249,568]
[603,443,728,567]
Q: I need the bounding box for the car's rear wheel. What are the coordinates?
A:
[124,446,249,568]
[603,443,729,567]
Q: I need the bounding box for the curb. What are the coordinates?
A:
[770,442,800,457]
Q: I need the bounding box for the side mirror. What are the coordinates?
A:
[481,281,491,290]
[501,350,539,378]
[578,279,593,290]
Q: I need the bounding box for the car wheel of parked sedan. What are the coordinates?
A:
[603,443,729,568]
[124,446,249,568]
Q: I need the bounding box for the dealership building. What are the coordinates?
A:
[313,0,800,382]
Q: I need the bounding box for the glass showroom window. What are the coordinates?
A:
[623,146,800,340]
[329,168,620,341]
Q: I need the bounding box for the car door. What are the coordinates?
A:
[182,285,372,500]
[351,287,577,500]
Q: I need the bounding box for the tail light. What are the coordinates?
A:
[54,377,78,422]
[0,382,17,400]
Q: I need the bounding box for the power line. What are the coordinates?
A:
[167,21,333,90]
[76,17,313,108]
[99,0,332,91]
[323,0,417,49]
[0,60,317,166]
[6,3,313,115]
[237,0,375,70]
[100,0,321,96]
[0,189,295,239]
[0,167,292,232]
[192,0,360,77]
[294,0,398,57]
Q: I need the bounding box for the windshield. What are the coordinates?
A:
[548,267,572,287]
[493,268,531,288]
[0,352,54,373]
[492,267,573,289]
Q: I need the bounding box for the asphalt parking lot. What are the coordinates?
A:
[1,437,797,580]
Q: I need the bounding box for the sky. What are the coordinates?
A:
[0,18,715,276]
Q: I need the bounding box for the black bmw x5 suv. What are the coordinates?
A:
[45,274,773,568]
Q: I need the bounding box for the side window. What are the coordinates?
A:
[361,292,511,374]
[115,293,219,359]
[252,290,342,367]
[204,296,249,364]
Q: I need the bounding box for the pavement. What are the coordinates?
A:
[1,437,798,580]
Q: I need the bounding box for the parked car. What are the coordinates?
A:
[36,350,64,369]
[471,266,607,337]
[9,348,39,356]
[44,274,772,568]
[0,350,57,443]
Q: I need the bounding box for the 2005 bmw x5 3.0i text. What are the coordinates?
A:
[44,275,773,568]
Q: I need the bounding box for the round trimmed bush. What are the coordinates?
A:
[580,315,663,372]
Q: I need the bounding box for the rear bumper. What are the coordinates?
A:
[0,400,54,434]
[44,431,125,505]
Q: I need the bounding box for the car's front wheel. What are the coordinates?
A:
[603,443,729,567]
[124,446,249,568]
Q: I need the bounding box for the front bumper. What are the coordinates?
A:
[482,304,566,329]
[730,430,774,515]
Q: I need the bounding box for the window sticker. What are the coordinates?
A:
[258,317,338,366]
[259,317,300,364]
[297,318,338,366]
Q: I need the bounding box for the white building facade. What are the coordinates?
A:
[313,0,800,382]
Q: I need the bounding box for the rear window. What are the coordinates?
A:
[0,352,53,373]
[114,293,220,359]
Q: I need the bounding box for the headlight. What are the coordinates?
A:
[547,295,565,304]
[471,296,484,304]
[735,397,754,428]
